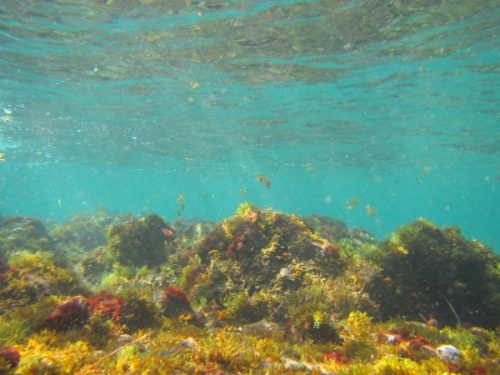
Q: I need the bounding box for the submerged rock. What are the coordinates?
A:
[366,218,500,328]
[50,212,120,254]
[0,216,55,256]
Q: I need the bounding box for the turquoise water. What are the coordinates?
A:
[0,0,499,250]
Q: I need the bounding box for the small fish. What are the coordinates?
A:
[237,319,277,333]
[346,197,360,210]
[177,195,186,216]
[421,167,432,176]
[256,175,271,188]
[364,204,378,216]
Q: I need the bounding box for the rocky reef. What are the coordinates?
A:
[0,204,499,374]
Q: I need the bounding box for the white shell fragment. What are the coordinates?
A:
[436,345,461,364]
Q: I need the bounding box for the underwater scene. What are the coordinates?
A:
[0,0,499,374]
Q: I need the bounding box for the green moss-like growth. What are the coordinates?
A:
[367,219,500,328]
[105,214,172,268]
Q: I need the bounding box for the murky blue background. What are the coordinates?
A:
[0,0,498,250]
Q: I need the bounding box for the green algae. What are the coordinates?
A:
[106,214,174,268]
[365,218,500,328]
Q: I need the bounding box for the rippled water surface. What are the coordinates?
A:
[0,0,499,249]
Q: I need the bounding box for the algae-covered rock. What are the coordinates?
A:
[46,296,90,331]
[0,216,55,257]
[302,215,350,243]
[105,214,173,268]
[160,203,387,338]
[176,203,356,331]
[0,250,88,308]
[174,220,215,253]
[119,287,163,331]
[50,211,123,255]
[367,219,500,328]
[199,202,345,286]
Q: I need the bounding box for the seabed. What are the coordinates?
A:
[1,202,499,374]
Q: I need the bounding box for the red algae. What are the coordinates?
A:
[164,286,190,304]
[46,296,90,331]
[0,346,20,369]
[160,286,193,318]
[323,348,351,364]
[87,291,122,321]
